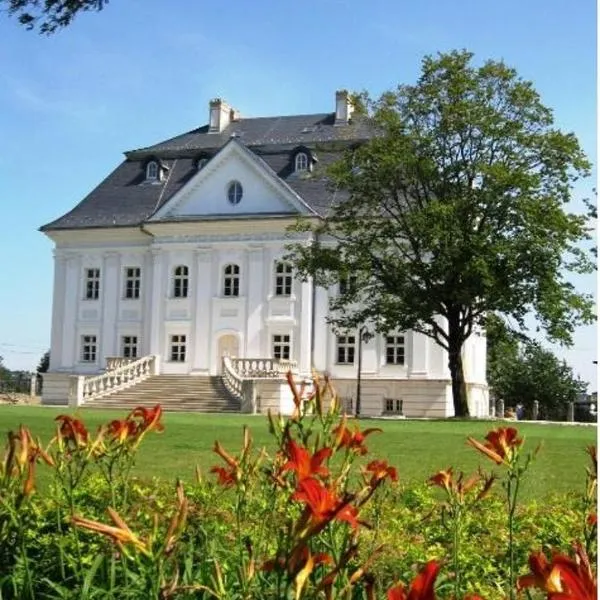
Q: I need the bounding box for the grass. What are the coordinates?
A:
[0,405,595,500]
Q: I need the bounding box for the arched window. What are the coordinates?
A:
[146,161,159,181]
[227,180,243,205]
[274,261,293,296]
[295,152,308,172]
[223,264,240,297]
[172,265,189,298]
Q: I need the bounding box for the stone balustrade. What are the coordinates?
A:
[69,355,158,406]
[105,356,137,371]
[229,357,298,378]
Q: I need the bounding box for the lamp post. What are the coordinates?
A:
[355,325,366,418]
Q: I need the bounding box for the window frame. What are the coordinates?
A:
[336,335,356,365]
[272,334,291,360]
[170,334,187,362]
[121,335,138,359]
[227,180,243,205]
[172,265,189,298]
[294,152,309,172]
[146,161,159,181]
[81,334,97,363]
[123,266,141,300]
[385,334,405,366]
[384,398,403,414]
[84,268,100,300]
[274,261,293,296]
[338,274,357,296]
[223,264,240,297]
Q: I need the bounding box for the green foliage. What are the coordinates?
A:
[287,50,595,417]
[487,315,587,419]
[37,350,50,374]
[2,0,108,34]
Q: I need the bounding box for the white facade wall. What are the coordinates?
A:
[45,229,487,416]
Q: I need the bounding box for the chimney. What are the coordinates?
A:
[334,89,354,125]
[208,98,233,133]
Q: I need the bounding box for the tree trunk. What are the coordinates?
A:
[447,312,470,417]
[448,348,469,417]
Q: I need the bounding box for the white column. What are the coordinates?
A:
[99,252,120,367]
[148,249,164,357]
[408,330,429,377]
[61,255,79,368]
[246,245,264,356]
[49,251,67,370]
[312,286,329,371]
[193,247,213,373]
[141,251,153,355]
[298,279,313,374]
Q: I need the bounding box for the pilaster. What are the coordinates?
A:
[49,251,67,370]
[246,245,264,356]
[192,246,213,372]
[148,249,164,357]
[408,330,429,378]
[61,254,79,368]
[298,278,313,374]
[99,251,120,366]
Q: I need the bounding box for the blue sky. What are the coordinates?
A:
[0,0,596,387]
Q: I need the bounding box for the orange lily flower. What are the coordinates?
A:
[429,467,491,503]
[518,544,597,600]
[292,477,359,529]
[210,440,241,486]
[55,415,89,447]
[467,427,522,465]
[281,439,332,482]
[72,507,150,556]
[107,419,138,444]
[387,560,440,600]
[585,445,596,474]
[429,467,454,493]
[333,419,382,455]
[517,551,563,594]
[365,459,398,486]
[586,513,597,527]
[128,404,164,433]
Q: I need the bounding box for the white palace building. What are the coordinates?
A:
[41,92,489,417]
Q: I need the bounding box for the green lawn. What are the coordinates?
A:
[0,406,595,500]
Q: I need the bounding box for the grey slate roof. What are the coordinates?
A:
[41,112,373,231]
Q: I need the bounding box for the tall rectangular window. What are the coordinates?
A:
[385,335,405,365]
[272,334,291,360]
[339,275,357,296]
[223,264,240,297]
[81,335,97,362]
[121,335,138,359]
[274,262,293,296]
[173,266,189,298]
[124,267,141,299]
[336,335,355,364]
[170,335,186,362]
[85,268,100,300]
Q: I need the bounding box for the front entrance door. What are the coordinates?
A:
[217,334,239,373]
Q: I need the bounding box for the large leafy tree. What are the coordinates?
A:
[486,316,587,420]
[2,0,108,34]
[287,50,595,417]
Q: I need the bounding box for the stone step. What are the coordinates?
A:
[83,374,239,412]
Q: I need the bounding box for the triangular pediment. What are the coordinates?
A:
[149,140,316,221]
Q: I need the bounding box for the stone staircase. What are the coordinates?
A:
[83,375,241,413]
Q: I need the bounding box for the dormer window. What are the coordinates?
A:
[146,161,158,181]
[295,152,308,172]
